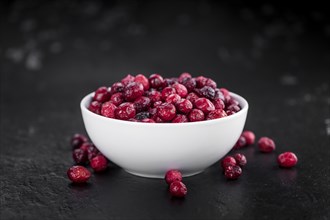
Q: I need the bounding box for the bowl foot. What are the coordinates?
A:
[124,169,204,179]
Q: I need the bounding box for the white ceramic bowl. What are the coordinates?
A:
[81,92,248,178]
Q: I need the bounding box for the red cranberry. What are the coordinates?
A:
[206,109,227,120]
[161,87,176,101]
[172,83,188,98]
[88,101,101,114]
[67,166,91,183]
[205,78,217,89]
[242,131,255,145]
[135,111,150,120]
[110,82,125,94]
[146,90,162,103]
[220,88,231,103]
[178,72,192,82]
[72,148,88,165]
[141,118,155,123]
[172,114,189,123]
[166,94,181,104]
[226,104,241,112]
[134,96,151,112]
[134,74,150,90]
[90,155,108,172]
[124,82,144,101]
[169,181,187,198]
[87,144,100,160]
[258,137,276,153]
[278,152,298,168]
[234,153,247,167]
[163,78,177,87]
[214,89,225,101]
[188,109,205,122]
[149,74,164,89]
[93,86,110,103]
[233,135,247,149]
[154,116,165,123]
[221,156,237,169]
[157,103,176,121]
[195,76,208,88]
[110,93,124,106]
[71,134,88,150]
[181,77,197,92]
[227,98,239,106]
[224,165,242,180]
[80,142,92,152]
[165,169,182,185]
[115,102,136,120]
[213,98,225,110]
[176,99,193,114]
[186,92,199,104]
[121,74,135,86]
[194,98,215,114]
[199,86,215,100]
[153,101,163,107]
[101,101,117,118]
[226,110,236,116]
[148,107,157,118]
[129,118,139,122]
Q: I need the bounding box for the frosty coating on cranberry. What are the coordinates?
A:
[88,73,241,123]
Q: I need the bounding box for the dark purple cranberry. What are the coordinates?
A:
[172,83,188,98]
[101,101,117,118]
[172,114,189,123]
[157,103,176,121]
[166,94,181,104]
[278,152,298,168]
[226,110,236,116]
[135,111,150,120]
[258,137,276,153]
[90,155,108,172]
[186,92,199,105]
[234,153,247,167]
[205,78,217,88]
[110,93,124,106]
[176,99,193,114]
[213,98,225,110]
[224,165,242,180]
[124,82,144,101]
[194,98,215,114]
[93,86,110,103]
[169,181,187,198]
[163,78,177,87]
[87,144,100,160]
[221,156,237,169]
[67,166,91,183]
[161,87,176,101]
[121,74,135,86]
[146,90,162,103]
[199,86,215,100]
[88,101,101,114]
[206,109,227,120]
[134,74,150,91]
[188,109,205,122]
[72,148,88,165]
[233,135,247,149]
[165,169,182,185]
[141,118,155,123]
[115,102,136,120]
[195,76,208,88]
[181,77,197,92]
[242,131,255,145]
[134,96,151,112]
[71,134,88,150]
[149,74,164,89]
[110,82,125,95]
[226,104,241,112]
[214,89,225,101]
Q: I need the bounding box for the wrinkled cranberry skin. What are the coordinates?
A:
[165,170,183,185]
[226,110,236,116]
[87,144,100,160]
[153,101,163,107]
[134,74,150,90]
[67,166,91,183]
[72,148,88,165]
[186,92,199,105]
[199,86,216,100]
[124,82,144,101]
[166,94,181,104]
[110,82,125,95]
[101,101,117,118]
[90,155,108,172]
[71,134,88,150]
[242,131,255,145]
[169,181,187,198]
[88,101,101,114]
[221,156,237,169]
[234,153,247,167]
[213,98,225,110]
[179,72,192,82]
[135,111,150,120]
[233,135,247,149]
[205,78,217,89]
[149,74,164,89]
[172,83,188,98]
[80,142,92,152]
[195,76,208,88]
[146,90,162,103]
[134,96,151,112]
[278,152,298,168]
[141,118,155,123]
[161,87,176,101]
[206,109,227,120]
[121,74,135,86]
[181,78,197,92]
[110,93,124,106]
[93,87,110,103]
[227,104,241,112]
[258,137,276,153]
[194,98,215,113]
[220,88,231,103]
[157,103,177,121]
[176,99,193,114]
[188,109,205,122]
[172,114,189,123]
[115,102,136,120]
[224,165,242,180]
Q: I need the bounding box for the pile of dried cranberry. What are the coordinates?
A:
[88,73,241,123]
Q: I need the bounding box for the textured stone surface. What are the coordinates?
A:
[1,1,330,219]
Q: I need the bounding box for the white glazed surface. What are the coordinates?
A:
[81,92,248,178]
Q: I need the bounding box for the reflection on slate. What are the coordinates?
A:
[0,1,330,219]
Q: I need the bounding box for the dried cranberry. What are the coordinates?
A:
[165,169,182,185]
[224,165,242,180]
[141,118,155,123]
[124,82,144,101]
[169,181,187,198]
[178,72,192,82]
[242,131,255,145]
[149,74,164,89]
[157,103,176,121]
[195,76,208,88]
[110,82,125,94]
[226,104,241,112]
[181,77,197,92]
[115,102,136,120]
[233,135,247,149]
[188,109,205,122]
[93,86,110,103]
[176,99,193,114]
[213,98,225,110]
[206,109,227,120]
[161,87,176,101]
[110,93,124,106]
[154,116,165,123]
[67,166,91,183]
[88,101,101,114]
[205,78,217,88]
[278,152,298,168]
[258,137,276,153]
[129,118,139,122]
[148,107,157,118]
[101,101,117,118]
[172,83,188,98]
[214,89,225,101]
[121,74,135,86]
[194,98,215,114]
[72,148,88,165]
[80,142,92,152]
[134,96,151,112]
[172,114,189,123]
[221,156,237,169]
[226,110,236,116]
[90,155,108,172]
[166,94,181,104]
[71,134,88,150]
[134,74,150,90]
[163,78,177,87]
[186,92,199,105]
[153,101,163,107]
[199,86,215,100]
[220,88,231,103]
[146,90,162,103]
[234,153,247,167]
[87,144,100,160]
[135,111,150,120]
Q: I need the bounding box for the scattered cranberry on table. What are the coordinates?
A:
[90,155,108,172]
[67,165,91,183]
[242,130,255,145]
[221,156,237,169]
[258,137,276,153]
[165,170,183,185]
[234,153,247,167]
[224,165,242,180]
[278,152,298,168]
[169,181,188,198]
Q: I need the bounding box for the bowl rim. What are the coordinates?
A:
[81,91,248,127]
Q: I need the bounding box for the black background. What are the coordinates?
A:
[1,1,330,219]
